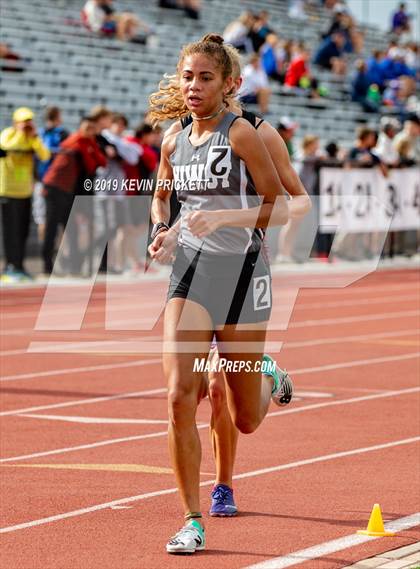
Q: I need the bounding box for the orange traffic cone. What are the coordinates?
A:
[357,504,395,537]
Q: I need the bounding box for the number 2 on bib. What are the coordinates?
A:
[253,275,271,311]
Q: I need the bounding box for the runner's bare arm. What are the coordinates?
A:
[150,132,177,224]
[258,121,312,219]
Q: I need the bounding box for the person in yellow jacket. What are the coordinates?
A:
[0,107,50,281]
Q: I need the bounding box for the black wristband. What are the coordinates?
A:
[151,222,170,240]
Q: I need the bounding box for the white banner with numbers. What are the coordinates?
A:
[319,167,420,233]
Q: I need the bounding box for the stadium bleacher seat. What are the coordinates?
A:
[0,0,398,146]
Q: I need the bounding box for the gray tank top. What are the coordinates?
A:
[170,112,263,254]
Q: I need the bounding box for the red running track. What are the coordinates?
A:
[0,268,419,568]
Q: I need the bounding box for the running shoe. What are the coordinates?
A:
[210,484,238,517]
[166,519,205,554]
[262,354,293,406]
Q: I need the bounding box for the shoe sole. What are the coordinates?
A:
[166,546,205,554]
[209,510,238,517]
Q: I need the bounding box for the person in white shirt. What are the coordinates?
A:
[223,11,255,54]
[374,117,401,166]
[239,54,271,114]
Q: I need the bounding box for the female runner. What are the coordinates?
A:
[150,38,311,523]
[148,34,290,554]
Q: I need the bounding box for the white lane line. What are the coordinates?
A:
[0,424,208,464]
[292,391,332,398]
[289,310,420,328]
[272,294,420,315]
[22,330,420,357]
[0,387,167,418]
[1,280,417,309]
[3,328,418,357]
[284,328,420,349]
[2,307,419,337]
[1,350,418,417]
[290,294,419,310]
[1,317,158,336]
[0,301,163,321]
[1,386,418,464]
[291,352,420,375]
[18,414,169,425]
[243,513,420,569]
[267,387,420,418]
[1,337,162,357]
[292,282,420,296]
[0,437,418,534]
[0,358,161,382]
[2,293,418,323]
[14,394,330,423]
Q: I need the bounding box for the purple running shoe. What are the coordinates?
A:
[210,484,238,517]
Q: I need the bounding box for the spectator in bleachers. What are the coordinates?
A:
[82,0,146,42]
[249,10,274,53]
[182,0,201,20]
[260,34,284,82]
[223,11,255,54]
[313,31,347,75]
[374,117,401,166]
[158,0,201,20]
[389,46,416,78]
[403,42,418,74]
[323,5,363,54]
[366,50,386,92]
[0,107,50,282]
[284,43,320,98]
[351,60,381,113]
[382,75,416,119]
[380,45,416,84]
[390,2,411,36]
[239,53,271,115]
[0,42,24,73]
[288,0,308,21]
[276,117,298,158]
[42,117,106,275]
[347,126,388,177]
[393,113,420,165]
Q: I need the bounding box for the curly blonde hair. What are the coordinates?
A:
[148,34,240,125]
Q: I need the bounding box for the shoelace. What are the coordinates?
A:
[212,486,231,503]
[278,370,291,394]
[170,526,198,543]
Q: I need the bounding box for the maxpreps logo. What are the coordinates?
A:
[173,146,232,192]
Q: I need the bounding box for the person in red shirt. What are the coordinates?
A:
[284,43,319,98]
[42,116,107,274]
[124,123,158,191]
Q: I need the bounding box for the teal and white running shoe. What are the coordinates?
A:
[262,354,293,406]
[166,520,205,554]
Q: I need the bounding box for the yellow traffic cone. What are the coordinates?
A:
[357,504,395,537]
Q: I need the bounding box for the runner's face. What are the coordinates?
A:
[180,54,230,116]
